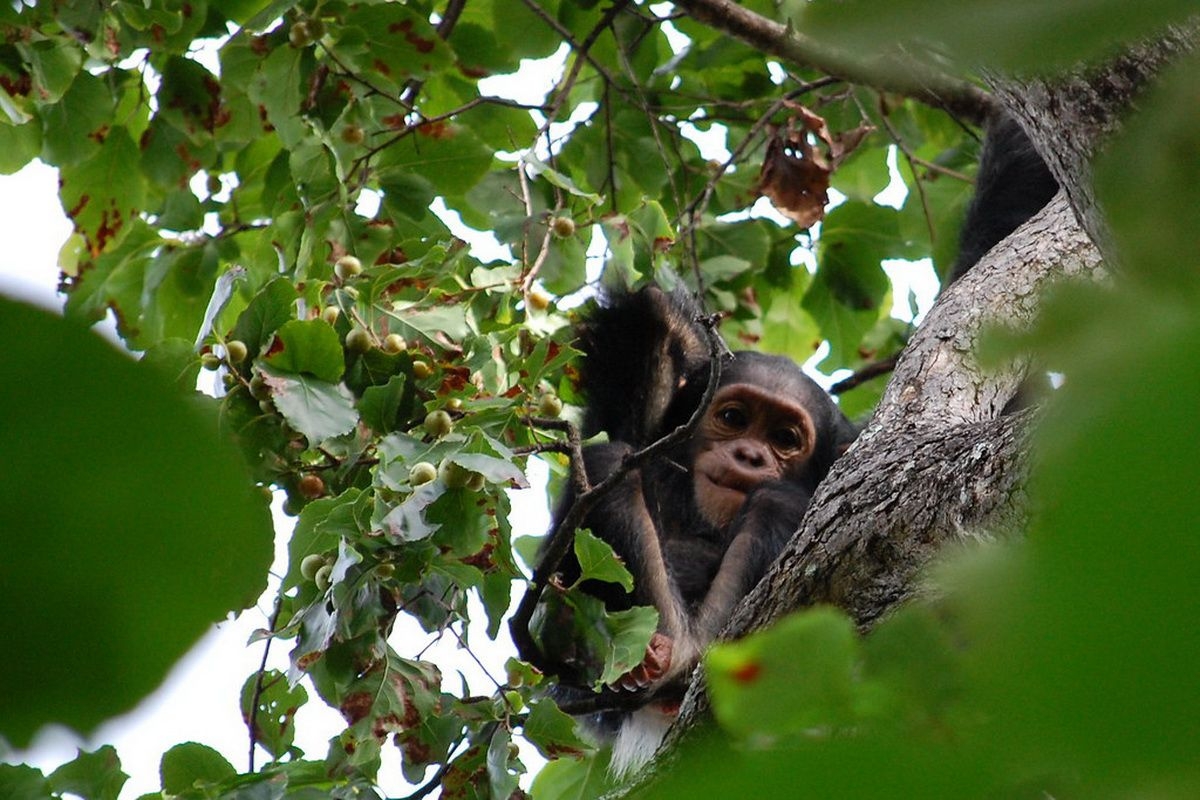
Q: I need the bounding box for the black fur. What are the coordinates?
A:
[951,114,1058,280]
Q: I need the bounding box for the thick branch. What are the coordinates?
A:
[658,192,1104,750]
[674,0,993,122]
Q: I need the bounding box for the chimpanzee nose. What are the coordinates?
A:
[733,442,767,468]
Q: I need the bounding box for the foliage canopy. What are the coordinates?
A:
[1,0,1198,798]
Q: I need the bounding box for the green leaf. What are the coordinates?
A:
[284,488,365,591]
[0,764,52,800]
[0,298,272,748]
[523,700,594,761]
[0,121,41,174]
[47,746,127,800]
[530,749,616,800]
[376,124,493,199]
[803,0,1196,72]
[241,669,309,759]
[159,743,236,795]
[20,36,83,102]
[572,530,634,590]
[707,607,861,739]
[342,5,454,83]
[231,277,297,354]
[263,318,345,382]
[257,364,359,445]
[58,126,146,254]
[598,606,660,688]
[358,373,410,434]
[40,71,110,166]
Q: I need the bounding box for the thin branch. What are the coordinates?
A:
[246,599,285,771]
[829,354,899,395]
[508,311,729,671]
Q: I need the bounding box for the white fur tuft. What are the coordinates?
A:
[609,705,675,779]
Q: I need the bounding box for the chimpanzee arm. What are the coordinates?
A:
[553,443,688,639]
[692,480,813,643]
[576,286,711,445]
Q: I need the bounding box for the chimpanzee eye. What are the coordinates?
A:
[771,428,801,450]
[716,405,748,429]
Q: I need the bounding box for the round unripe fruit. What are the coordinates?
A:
[409,461,438,486]
[300,553,326,581]
[383,333,407,354]
[249,373,270,401]
[226,339,248,364]
[412,360,433,379]
[346,326,373,354]
[527,290,551,311]
[438,459,470,488]
[288,21,313,47]
[445,397,464,411]
[201,353,222,371]
[341,124,365,145]
[314,564,334,591]
[298,473,326,499]
[423,409,453,438]
[305,17,326,39]
[335,255,363,280]
[465,472,486,492]
[537,393,563,418]
[550,216,576,238]
[375,562,396,579]
[321,305,341,325]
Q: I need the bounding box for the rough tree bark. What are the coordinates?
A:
[625,12,1198,778]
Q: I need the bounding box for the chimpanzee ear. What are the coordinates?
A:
[578,286,710,446]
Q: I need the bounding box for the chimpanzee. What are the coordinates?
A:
[526,286,857,775]
[524,111,1057,777]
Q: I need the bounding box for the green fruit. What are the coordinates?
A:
[249,373,270,400]
[412,359,433,379]
[409,461,438,486]
[314,564,334,591]
[383,333,407,354]
[346,326,373,354]
[321,305,340,325]
[288,21,313,47]
[226,339,248,364]
[537,393,563,418]
[335,255,363,280]
[200,353,222,371]
[341,124,366,145]
[375,562,396,580]
[445,397,464,411]
[550,216,576,238]
[438,459,470,488]
[300,553,326,581]
[424,409,453,438]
